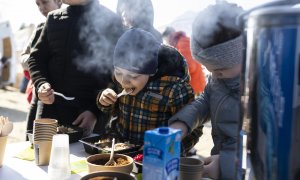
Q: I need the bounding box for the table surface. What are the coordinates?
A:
[0,141,90,180]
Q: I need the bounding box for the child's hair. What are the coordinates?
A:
[113,28,161,75]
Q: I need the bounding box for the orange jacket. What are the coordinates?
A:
[171,32,206,94]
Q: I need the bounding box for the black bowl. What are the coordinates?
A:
[80,171,136,180]
[79,135,141,155]
[57,125,84,143]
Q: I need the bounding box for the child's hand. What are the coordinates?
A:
[98,88,118,106]
[202,154,220,179]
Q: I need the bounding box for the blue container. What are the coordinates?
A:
[242,5,300,180]
[142,127,181,180]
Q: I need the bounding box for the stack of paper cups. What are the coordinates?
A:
[33,118,57,165]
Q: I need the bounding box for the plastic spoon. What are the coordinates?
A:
[104,138,116,166]
[54,92,75,100]
[117,89,133,98]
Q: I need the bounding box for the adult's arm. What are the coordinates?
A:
[27,18,51,92]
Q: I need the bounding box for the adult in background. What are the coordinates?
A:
[169,2,244,179]
[162,27,206,96]
[20,0,62,133]
[116,0,162,42]
[28,0,124,136]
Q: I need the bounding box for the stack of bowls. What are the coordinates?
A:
[179,157,204,180]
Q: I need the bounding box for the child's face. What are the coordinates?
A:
[114,67,150,95]
[35,0,61,17]
[205,63,242,79]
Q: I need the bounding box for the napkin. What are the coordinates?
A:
[71,159,88,174]
[14,146,35,161]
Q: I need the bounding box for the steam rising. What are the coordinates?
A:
[192,1,244,48]
[74,0,122,77]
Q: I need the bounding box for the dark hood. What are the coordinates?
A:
[151,45,189,81]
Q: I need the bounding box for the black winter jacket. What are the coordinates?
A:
[28,1,123,123]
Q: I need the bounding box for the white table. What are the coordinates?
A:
[0,141,89,180]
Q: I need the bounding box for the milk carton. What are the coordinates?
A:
[142,127,181,180]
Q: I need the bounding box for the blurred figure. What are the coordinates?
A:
[0,56,8,89]
[169,2,244,179]
[28,0,124,136]
[20,0,62,133]
[116,0,162,42]
[162,27,206,96]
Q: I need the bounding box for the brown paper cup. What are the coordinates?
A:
[34,141,52,166]
[179,157,204,180]
[0,136,8,167]
[34,118,58,125]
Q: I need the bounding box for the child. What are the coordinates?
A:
[169,2,244,179]
[97,28,201,154]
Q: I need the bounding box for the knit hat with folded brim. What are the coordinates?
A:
[191,2,244,69]
[113,28,161,74]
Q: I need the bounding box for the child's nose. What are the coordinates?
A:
[121,76,130,85]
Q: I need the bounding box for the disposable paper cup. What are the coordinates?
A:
[34,118,58,125]
[0,136,8,167]
[34,141,52,166]
[179,157,204,180]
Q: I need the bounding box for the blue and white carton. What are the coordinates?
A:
[142,127,182,180]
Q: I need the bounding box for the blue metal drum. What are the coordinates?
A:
[242,4,300,180]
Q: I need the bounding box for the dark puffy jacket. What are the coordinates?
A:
[28,0,123,124]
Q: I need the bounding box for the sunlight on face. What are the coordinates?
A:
[205,63,242,79]
[114,67,150,95]
[35,0,61,17]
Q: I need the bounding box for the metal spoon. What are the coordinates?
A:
[54,92,75,100]
[117,89,133,98]
[104,138,117,166]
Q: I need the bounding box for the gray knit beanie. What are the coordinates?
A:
[113,28,161,74]
[191,2,244,69]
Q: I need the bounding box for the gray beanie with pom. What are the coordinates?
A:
[113,28,161,74]
[191,2,244,69]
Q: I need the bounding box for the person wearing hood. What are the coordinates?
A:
[27,0,124,136]
[162,27,207,96]
[116,0,162,42]
[169,2,244,179]
[97,28,202,154]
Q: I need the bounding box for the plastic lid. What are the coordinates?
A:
[158,127,169,134]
